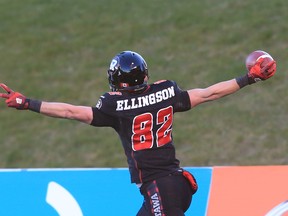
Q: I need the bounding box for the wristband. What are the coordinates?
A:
[27,99,42,113]
[235,74,255,88]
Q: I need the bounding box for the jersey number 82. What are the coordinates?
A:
[131,106,173,151]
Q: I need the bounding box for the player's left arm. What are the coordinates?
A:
[39,102,93,124]
[0,83,93,124]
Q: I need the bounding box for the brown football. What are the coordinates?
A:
[245,50,274,71]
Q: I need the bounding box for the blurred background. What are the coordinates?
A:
[0,0,287,168]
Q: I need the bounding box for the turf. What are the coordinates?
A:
[0,0,287,168]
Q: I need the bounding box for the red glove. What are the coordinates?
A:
[248,58,277,82]
[0,83,29,109]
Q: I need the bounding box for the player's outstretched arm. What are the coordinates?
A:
[40,102,93,124]
[188,59,276,108]
[0,83,93,124]
[188,79,240,108]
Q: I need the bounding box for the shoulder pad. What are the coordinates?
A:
[153,80,167,84]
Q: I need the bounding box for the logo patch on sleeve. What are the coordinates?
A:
[95,99,102,109]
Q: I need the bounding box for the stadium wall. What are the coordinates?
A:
[0,166,287,216]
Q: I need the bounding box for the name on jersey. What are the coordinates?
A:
[116,86,175,111]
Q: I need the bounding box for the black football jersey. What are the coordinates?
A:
[90,80,191,184]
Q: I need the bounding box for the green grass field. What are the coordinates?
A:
[0,0,287,168]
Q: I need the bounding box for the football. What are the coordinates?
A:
[245,50,274,71]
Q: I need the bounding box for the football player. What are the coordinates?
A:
[0,51,276,215]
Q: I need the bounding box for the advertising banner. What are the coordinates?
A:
[207,166,288,216]
[0,167,212,216]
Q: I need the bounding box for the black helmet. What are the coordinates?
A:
[107,51,149,92]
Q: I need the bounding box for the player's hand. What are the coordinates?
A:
[248,58,277,82]
[0,83,29,109]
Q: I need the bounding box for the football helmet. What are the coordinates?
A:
[107,51,149,92]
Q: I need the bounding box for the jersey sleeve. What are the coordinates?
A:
[90,107,117,128]
[172,81,191,112]
[90,93,119,129]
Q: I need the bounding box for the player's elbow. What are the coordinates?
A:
[65,105,93,124]
[189,90,222,107]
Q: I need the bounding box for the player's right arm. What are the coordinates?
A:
[188,59,276,108]
[188,78,240,108]
[0,83,93,124]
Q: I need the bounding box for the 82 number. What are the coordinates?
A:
[131,106,173,151]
